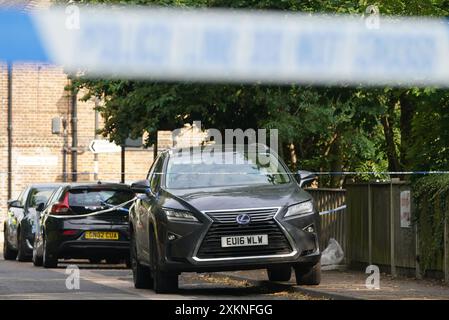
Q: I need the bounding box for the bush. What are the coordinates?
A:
[412,175,449,273]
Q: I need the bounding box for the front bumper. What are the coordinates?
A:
[160,252,321,273]
[156,207,320,273]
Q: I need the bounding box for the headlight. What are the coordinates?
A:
[163,208,199,222]
[284,201,314,218]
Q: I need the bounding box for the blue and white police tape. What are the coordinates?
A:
[2,6,449,86]
[319,205,347,216]
[47,197,136,219]
[311,171,449,175]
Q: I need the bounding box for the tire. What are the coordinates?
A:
[131,232,152,289]
[3,227,18,261]
[150,231,178,294]
[32,244,43,266]
[42,237,58,268]
[267,266,292,282]
[17,229,32,262]
[294,262,321,285]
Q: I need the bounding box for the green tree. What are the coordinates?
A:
[61,0,449,186]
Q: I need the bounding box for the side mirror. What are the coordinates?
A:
[131,180,151,194]
[36,202,46,212]
[7,199,22,208]
[295,170,317,188]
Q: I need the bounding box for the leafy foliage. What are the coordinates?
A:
[413,175,449,272]
[62,0,449,188]
[57,0,449,264]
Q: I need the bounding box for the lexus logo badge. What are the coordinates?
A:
[236,213,251,225]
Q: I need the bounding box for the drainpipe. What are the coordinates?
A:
[121,145,125,183]
[153,132,158,162]
[7,62,12,200]
[62,117,68,182]
[94,98,99,181]
[71,88,78,182]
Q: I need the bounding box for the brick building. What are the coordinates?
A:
[0,1,153,218]
[0,1,208,220]
[0,62,158,216]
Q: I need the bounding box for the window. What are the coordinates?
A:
[43,187,65,213]
[27,187,56,208]
[68,188,135,215]
[17,188,28,207]
[165,151,290,189]
[146,155,159,180]
[150,155,165,192]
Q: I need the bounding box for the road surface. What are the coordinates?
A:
[0,247,312,300]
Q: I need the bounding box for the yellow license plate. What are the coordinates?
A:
[84,231,119,240]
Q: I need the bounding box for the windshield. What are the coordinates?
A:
[165,151,290,189]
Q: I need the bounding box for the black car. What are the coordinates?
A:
[32,182,135,268]
[129,145,321,293]
[3,184,60,261]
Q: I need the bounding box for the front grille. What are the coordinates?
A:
[196,208,293,259]
[206,207,279,223]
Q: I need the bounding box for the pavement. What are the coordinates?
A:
[0,258,318,300]
[0,230,315,300]
[2,229,449,300]
[218,268,449,300]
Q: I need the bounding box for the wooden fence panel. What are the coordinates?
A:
[308,182,444,278]
[346,182,418,275]
[305,188,346,256]
[371,185,391,266]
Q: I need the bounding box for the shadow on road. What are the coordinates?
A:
[176,285,293,298]
[176,274,298,299]
[57,262,295,298]
[1,255,302,299]
[58,260,129,270]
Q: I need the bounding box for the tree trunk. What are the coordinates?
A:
[288,142,298,171]
[399,93,414,171]
[278,139,285,161]
[329,134,343,188]
[381,114,401,173]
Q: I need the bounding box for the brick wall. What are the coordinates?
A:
[0,64,8,221]
[0,1,208,225]
[0,63,156,220]
[0,62,206,221]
